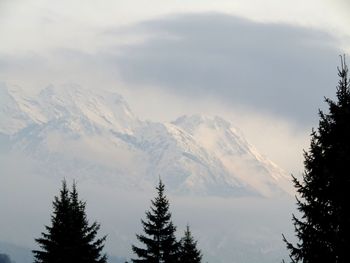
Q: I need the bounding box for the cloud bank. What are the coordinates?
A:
[113,13,341,124]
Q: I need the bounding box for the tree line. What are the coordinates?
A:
[32,179,202,263]
[21,56,350,263]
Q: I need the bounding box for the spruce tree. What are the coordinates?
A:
[283,56,350,262]
[33,180,107,263]
[132,179,179,263]
[179,225,202,263]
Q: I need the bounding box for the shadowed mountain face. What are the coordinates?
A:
[0,83,292,197]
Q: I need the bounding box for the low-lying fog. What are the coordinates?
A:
[0,151,296,263]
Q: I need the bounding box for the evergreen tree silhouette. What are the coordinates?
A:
[179,225,202,263]
[283,55,350,262]
[33,180,107,263]
[132,179,179,263]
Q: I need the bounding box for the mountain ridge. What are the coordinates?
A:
[0,83,292,197]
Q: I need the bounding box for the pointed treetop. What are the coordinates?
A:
[60,179,68,195]
[132,179,179,263]
[283,56,350,262]
[336,54,350,105]
[185,224,191,237]
[156,177,165,196]
[33,180,107,263]
[70,179,82,206]
[179,224,202,263]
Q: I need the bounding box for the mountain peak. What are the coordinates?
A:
[0,83,35,134]
[172,114,292,197]
[173,114,233,133]
[1,83,140,135]
[2,83,292,197]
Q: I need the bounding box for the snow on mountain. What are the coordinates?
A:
[173,115,292,196]
[134,121,253,196]
[0,83,140,134]
[0,83,35,134]
[0,83,292,197]
[37,84,140,134]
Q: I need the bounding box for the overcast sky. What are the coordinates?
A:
[1,0,349,174]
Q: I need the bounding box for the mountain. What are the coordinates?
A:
[0,83,35,134]
[0,83,292,197]
[0,242,32,263]
[173,115,291,196]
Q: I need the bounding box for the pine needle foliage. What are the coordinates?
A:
[33,180,107,263]
[179,225,202,263]
[283,55,350,263]
[132,179,179,263]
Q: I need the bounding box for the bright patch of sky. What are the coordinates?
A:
[0,0,349,53]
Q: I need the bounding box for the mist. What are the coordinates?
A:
[0,150,296,263]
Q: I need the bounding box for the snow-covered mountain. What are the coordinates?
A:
[0,83,292,197]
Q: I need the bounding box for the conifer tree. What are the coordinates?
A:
[283,56,350,262]
[132,179,179,263]
[33,180,107,263]
[179,225,202,263]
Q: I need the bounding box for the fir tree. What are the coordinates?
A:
[132,179,179,263]
[33,180,107,263]
[283,56,350,262]
[179,225,202,263]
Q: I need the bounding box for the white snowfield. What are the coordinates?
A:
[0,83,292,197]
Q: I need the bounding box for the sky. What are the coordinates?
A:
[1,0,349,175]
[1,2,350,261]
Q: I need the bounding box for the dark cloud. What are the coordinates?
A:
[114,13,342,124]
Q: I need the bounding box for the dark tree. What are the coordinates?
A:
[179,225,202,263]
[0,254,12,263]
[283,56,350,263]
[132,179,179,263]
[33,180,107,263]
